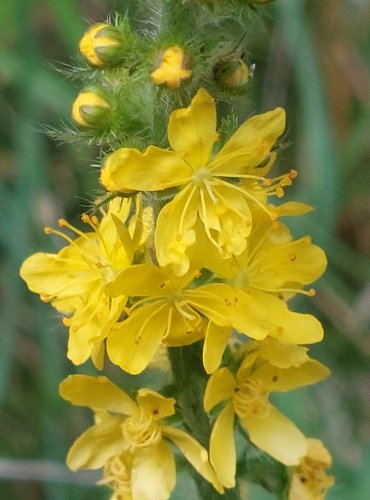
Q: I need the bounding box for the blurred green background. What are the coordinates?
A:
[0,0,369,498]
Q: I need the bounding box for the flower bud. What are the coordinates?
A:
[72,89,112,128]
[151,46,192,89]
[215,59,253,89]
[79,23,124,67]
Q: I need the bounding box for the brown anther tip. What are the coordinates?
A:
[263,178,273,187]
[290,169,298,179]
[275,187,284,198]
[58,218,67,226]
[62,317,71,326]
[91,216,99,225]
[81,213,90,222]
[308,288,316,297]
[289,254,297,262]
[43,227,52,234]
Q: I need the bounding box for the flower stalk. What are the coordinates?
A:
[20,0,334,498]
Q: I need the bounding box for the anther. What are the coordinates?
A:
[58,218,68,226]
[263,178,273,187]
[62,317,71,326]
[44,227,53,234]
[275,187,284,198]
[308,288,316,297]
[289,254,297,262]
[289,169,298,179]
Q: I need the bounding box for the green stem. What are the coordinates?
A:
[168,343,241,499]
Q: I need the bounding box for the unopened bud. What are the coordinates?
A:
[151,46,192,89]
[215,59,253,89]
[79,23,124,67]
[72,89,112,128]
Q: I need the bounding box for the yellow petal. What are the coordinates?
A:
[253,359,330,393]
[240,339,310,370]
[212,107,286,175]
[306,438,332,467]
[59,374,136,415]
[204,367,235,412]
[250,290,324,344]
[165,308,205,346]
[198,182,252,259]
[101,146,192,192]
[136,389,176,420]
[249,237,327,290]
[241,405,307,466]
[187,283,269,340]
[131,441,176,500]
[155,185,199,276]
[66,414,125,471]
[107,263,168,298]
[19,250,91,313]
[168,88,218,169]
[107,301,169,374]
[162,426,224,494]
[203,323,232,374]
[209,403,236,488]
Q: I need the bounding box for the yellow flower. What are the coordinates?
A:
[60,375,223,499]
[100,88,290,276]
[98,453,134,500]
[151,46,192,89]
[79,23,124,67]
[20,198,141,369]
[72,89,112,128]
[289,439,334,500]
[195,207,327,373]
[204,354,330,488]
[105,263,270,374]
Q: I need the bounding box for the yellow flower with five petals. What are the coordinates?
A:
[60,375,223,500]
[106,263,270,374]
[100,88,288,276]
[204,351,330,488]
[192,207,327,373]
[20,199,144,369]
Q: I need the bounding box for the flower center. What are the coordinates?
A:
[191,167,213,186]
[121,411,162,450]
[233,379,270,419]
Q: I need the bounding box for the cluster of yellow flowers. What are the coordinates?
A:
[20,12,334,500]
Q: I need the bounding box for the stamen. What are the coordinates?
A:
[251,285,316,297]
[216,178,277,220]
[199,188,222,250]
[204,179,218,204]
[178,184,197,234]
[133,302,168,345]
[43,225,97,266]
